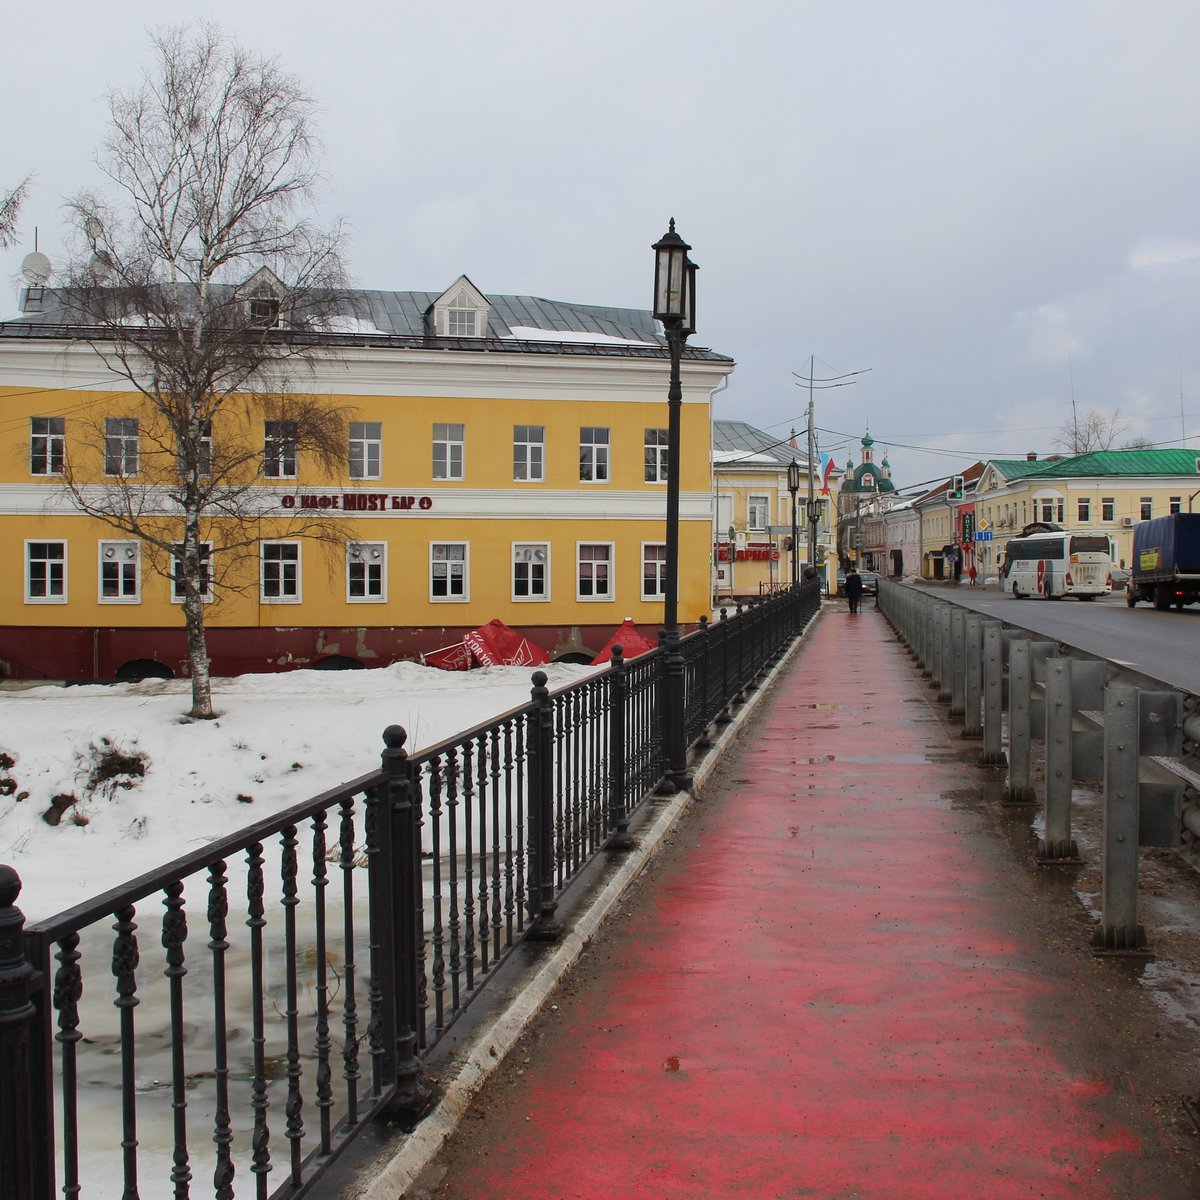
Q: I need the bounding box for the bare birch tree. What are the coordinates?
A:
[1054,408,1129,454]
[1,176,30,247]
[61,23,351,718]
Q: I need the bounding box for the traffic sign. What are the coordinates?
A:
[975,530,993,542]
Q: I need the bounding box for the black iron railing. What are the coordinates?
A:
[0,581,820,1200]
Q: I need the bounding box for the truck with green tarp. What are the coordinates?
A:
[1126,512,1200,610]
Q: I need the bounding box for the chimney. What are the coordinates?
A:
[1026,451,1037,462]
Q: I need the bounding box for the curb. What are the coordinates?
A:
[354,608,822,1200]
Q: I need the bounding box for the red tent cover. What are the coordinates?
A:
[591,619,660,665]
[421,640,475,671]
[463,619,550,667]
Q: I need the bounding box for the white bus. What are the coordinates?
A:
[1001,531,1114,600]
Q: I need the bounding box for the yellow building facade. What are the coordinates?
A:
[0,282,734,679]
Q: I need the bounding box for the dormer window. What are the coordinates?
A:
[447,308,477,336]
[429,275,490,338]
[249,297,281,328]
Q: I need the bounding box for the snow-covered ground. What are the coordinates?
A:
[0,660,595,922]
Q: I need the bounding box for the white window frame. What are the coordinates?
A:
[30,417,65,476]
[577,542,614,601]
[25,540,67,603]
[513,426,545,482]
[644,428,669,484]
[99,540,141,603]
[430,542,469,602]
[1101,496,1115,522]
[347,541,387,603]
[1077,497,1091,524]
[1170,496,1182,515]
[433,423,465,481]
[171,542,214,604]
[104,417,139,476]
[264,420,298,479]
[641,542,667,600]
[261,541,302,603]
[447,308,477,336]
[512,542,550,602]
[1140,496,1153,521]
[747,494,770,532]
[579,427,610,483]
[349,422,383,480]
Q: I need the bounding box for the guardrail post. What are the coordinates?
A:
[1039,663,1081,863]
[1094,687,1146,953]
[606,647,634,850]
[694,617,714,748]
[962,614,983,739]
[980,622,1006,766]
[379,728,433,1117]
[1006,640,1035,803]
[526,671,562,940]
[715,608,732,725]
[949,609,966,720]
[0,866,43,1200]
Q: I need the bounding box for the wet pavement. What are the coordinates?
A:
[403,606,1200,1199]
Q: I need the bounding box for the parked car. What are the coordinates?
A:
[836,569,880,596]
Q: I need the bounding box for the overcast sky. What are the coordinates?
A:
[5,0,1200,489]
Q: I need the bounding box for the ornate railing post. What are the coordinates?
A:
[0,866,45,1200]
[526,672,562,939]
[606,647,634,849]
[715,608,733,725]
[695,616,713,747]
[380,727,432,1117]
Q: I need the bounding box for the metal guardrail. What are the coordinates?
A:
[0,580,821,1200]
[877,578,1197,954]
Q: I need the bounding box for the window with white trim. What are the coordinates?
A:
[349,422,382,480]
[178,419,212,479]
[642,543,667,599]
[30,417,65,475]
[99,541,140,602]
[513,426,545,482]
[347,542,386,601]
[264,420,298,478]
[1101,496,1115,522]
[513,543,550,601]
[1140,496,1153,521]
[447,309,477,336]
[1077,498,1090,523]
[432,423,465,480]
[104,417,139,476]
[644,428,668,483]
[579,427,610,482]
[262,542,301,602]
[1170,496,1182,515]
[748,494,769,531]
[26,541,66,602]
[577,543,613,600]
[431,543,468,600]
[172,543,213,603]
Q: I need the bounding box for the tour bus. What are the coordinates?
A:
[1001,530,1115,600]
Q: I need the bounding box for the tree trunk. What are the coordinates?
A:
[183,590,214,718]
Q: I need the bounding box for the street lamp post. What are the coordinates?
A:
[652,219,697,793]
[787,459,800,587]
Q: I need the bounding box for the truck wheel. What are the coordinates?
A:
[1154,586,1171,611]
[1126,587,1136,608]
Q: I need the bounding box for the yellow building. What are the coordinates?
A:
[0,276,734,679]
[711,420,834,601]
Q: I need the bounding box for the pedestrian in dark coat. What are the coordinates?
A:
[844,568,863,614]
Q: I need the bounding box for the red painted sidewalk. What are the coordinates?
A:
[421,610,1197,1199]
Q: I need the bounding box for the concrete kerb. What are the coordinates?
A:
[353,605,825,1200]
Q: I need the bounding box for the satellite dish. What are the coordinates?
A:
[21,252,52,285]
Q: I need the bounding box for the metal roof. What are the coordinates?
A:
[0,286,734,363]
[1022,449,1200,478]
[713,420,809,469]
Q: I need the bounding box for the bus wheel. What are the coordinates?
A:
[1012,583,1023,599]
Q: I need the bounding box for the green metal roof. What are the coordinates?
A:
[986,458,1058,481]
[1024,449,1200,478]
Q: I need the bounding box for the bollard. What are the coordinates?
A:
[949,609,966,720]
[938,607,953,702]
[1093,687,1146,953]
[962,614,982,737]
[980,622,1006,766]
[1039,663,1081,863]
[526,671,562,940]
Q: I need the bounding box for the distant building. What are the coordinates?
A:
[838,430,897,568]
[0,275,735,680]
